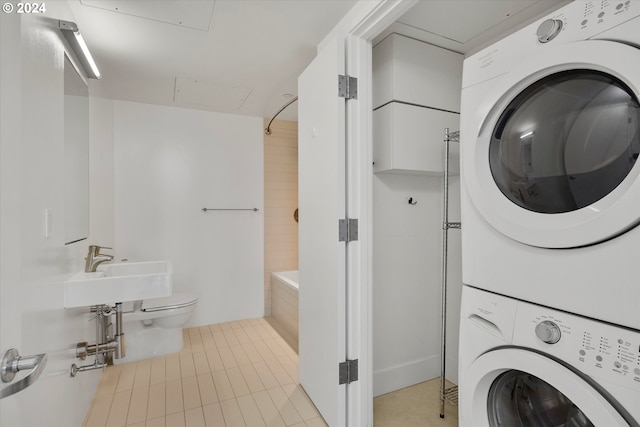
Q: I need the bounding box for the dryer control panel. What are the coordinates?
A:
[534,0,638,44]
[578,0,636,32]
[463,0,640,88]
[513,301,640,391]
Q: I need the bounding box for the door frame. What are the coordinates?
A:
[314,1,418,425]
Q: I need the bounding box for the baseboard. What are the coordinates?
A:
[373,354,440,397]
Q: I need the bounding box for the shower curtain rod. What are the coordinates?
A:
[264,96,298,135]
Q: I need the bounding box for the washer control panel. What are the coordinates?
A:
[535,320,562,344]
[514,301,640,391]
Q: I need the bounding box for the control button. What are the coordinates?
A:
[535,320,562,344]
[598,11,605,18]
[596,355,603,362]
[614,361,622,368]
[536,19,563,43]
[635,368,640,375]
[618,339,624,344]
[581,19,588,26]
[579,349,586,356]
[617,3,623,10]
[623,365,628,370]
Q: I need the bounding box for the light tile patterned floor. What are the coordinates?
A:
[83,317,327,427]
[373,379,458,427]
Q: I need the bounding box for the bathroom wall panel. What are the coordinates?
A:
[112,101,264,326]
[0,5,104,426]
[89,97,115,245]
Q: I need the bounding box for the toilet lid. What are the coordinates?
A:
[142,292,198,312]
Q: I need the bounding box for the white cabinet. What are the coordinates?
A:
[373,34,463,112]
[373,102,459,175]
[372,33,463,174]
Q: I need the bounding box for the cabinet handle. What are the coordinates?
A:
[0,349,47,399]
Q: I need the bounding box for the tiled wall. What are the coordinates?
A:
[271,275,299,350]
[263,120,299,315]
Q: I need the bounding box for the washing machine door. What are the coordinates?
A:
[466,40,640,248]
[461,348,635,427]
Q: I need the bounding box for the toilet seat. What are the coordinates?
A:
[142,293,198,312]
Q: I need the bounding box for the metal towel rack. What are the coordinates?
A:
[439,128,460,418]
[201,208,259,212]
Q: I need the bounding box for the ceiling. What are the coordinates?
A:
[67,0,570,122]
[376,0,571,54]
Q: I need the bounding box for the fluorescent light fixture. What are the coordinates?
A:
[58,20,101,79]
[520,131,534,139]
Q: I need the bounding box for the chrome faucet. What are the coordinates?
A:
[84,245,114,272]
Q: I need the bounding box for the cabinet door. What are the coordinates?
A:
[373,103,460,175]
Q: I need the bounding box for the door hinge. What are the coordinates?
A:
[338,218,358,242]
[338,75,358,100]
[339,359,358,385]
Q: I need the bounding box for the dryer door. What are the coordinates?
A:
[461,348,634,427]
[465,40,640,248]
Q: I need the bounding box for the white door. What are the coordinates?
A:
[298,34,347,426]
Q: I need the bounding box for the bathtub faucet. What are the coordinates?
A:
[85,245,114,272]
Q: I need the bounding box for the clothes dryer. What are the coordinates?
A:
[460,0,640,328]
[459,285,640,427]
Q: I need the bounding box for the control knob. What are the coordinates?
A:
[536,19,563,43]
[535,320,561,344]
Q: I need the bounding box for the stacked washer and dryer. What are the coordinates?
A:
[459,1,640,426]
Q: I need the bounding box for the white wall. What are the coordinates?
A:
[89,97,116,245]
[0,6,108,426]
[110,100,264,326]
[372,33,463,397]
[372,173,462,396]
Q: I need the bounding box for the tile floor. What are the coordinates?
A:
[373,379,458,427]
[83,317,458,427]
[83,317,327,427]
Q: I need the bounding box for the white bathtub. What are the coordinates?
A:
[272,270,299,291]
[270,270,299,347]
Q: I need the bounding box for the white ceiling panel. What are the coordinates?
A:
[69,0,357,120]
[397,1,538,43]
[66,0,569,121]
[79,0,215,31]
[174,77,252,110]
[374,0,571,56]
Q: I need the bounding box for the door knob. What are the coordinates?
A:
[0,348,47,399]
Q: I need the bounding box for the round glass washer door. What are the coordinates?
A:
[488,370,594,426]
[460,348,631,427]
[465,40,640,248]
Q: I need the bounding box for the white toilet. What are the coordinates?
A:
[115,292,198,364]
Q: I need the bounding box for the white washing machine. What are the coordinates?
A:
[460,0,640,329]
[459,285,640,427]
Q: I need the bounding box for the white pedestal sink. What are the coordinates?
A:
[64,261,173,308]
